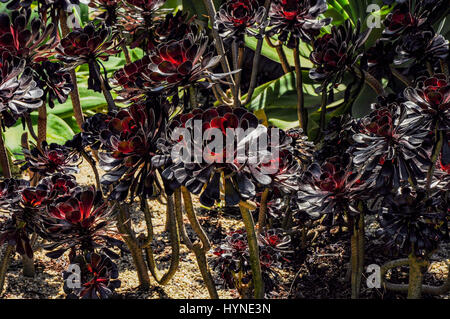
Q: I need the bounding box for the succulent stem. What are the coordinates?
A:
[202,0,235,87]
[381,257,450,295]
[179,187,218,299]
[257,188,270,234]
[239,203,264,299]
[233,42,245,108]
[316,87,329,143]
[293,43,306,130]
[353,67,385,96]
[189,86,198,109]
[143,196,180,285]
[407,251,427,299]
[390,67,412,88]
[80,150,102,195]
[37,101,47,146]
[92,61,117,112]
[426,128,443,193]
[0,132,11,179]
[0,244,14,296]
[21,253,35,278]
[243,0,272,105]
[265,36,291,74]
[59,10,84,131]
[350,213,364,299]
[117,203,150,289]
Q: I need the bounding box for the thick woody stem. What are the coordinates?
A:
[242,0,272,106]
[202,0,235,87]
[426,128,443,193]
[144,196,180,285]
[381,258,450,295]
[353,67,385,96]
[293,44,306,130]
[0,244,14,296]
[116,204,150,289]
[80,150,102,195]
[407,251,427,299]
[239,203,264,299]
[179,187,218,299]
[233,43,245,108]
[37,102,47,146]
[0,132,11,179]
[59,10,84,130]
[92,61,117,112]
[390,67,412,87]
[265,36,290,74]
[350,214,364,299]
[257,188,270,234]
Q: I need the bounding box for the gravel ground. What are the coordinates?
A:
[1,162,448,299]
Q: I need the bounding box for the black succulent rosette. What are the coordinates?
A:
[20,141,80,176]
[297,153,366,222]
[160,106,292,207]
[146,31,228,94]
[267,0,331,48]
[0,178,29,209]
[89,0,123,27]
[56,23,121,93]
[36,61,73,108]
[98,102,166,200]
[125,0,166,12]
[394,29,448,67]
[0,52,43,128]
[285,127,315,166]
[404,74,450,131]
[154,10,196,43]
[0,185,48,258]
[0,0,80,18]
[211,228,291,296]
[309,20,371,91]
[121,0,167,52]
[404,74,450,168]
[377,187,447,257]
[352,102,431,190]
[112,55,156,101]
[382,1,447,40]
[37,173,78,203]
[364,40,396,82]
[41,186,124,260]
[62,252,121,299]
[0,8,58,63]
[314,114,357,163]
[214,0,267,43]
[74,112,113,151]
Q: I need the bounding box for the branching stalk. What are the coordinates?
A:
[144,196,180,285]
[257,188,269,234]
[0,244,14,295]
[116,203,150,289]
[37,102,47,146]
[202,0,235,87]
[0,132,11,179]
[242,0,272,105]
[239,202,264,299]
[180,187,218,299]
[59,10,84,130]
[80,150,102,194]
[293,44,306,129]
[92,61,117,112]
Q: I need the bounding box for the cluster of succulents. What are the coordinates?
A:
[0,0,448,301]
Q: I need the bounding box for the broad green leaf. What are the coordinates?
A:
[4,114,75,160]
[245,36,313,68]
[47,84,107,119]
